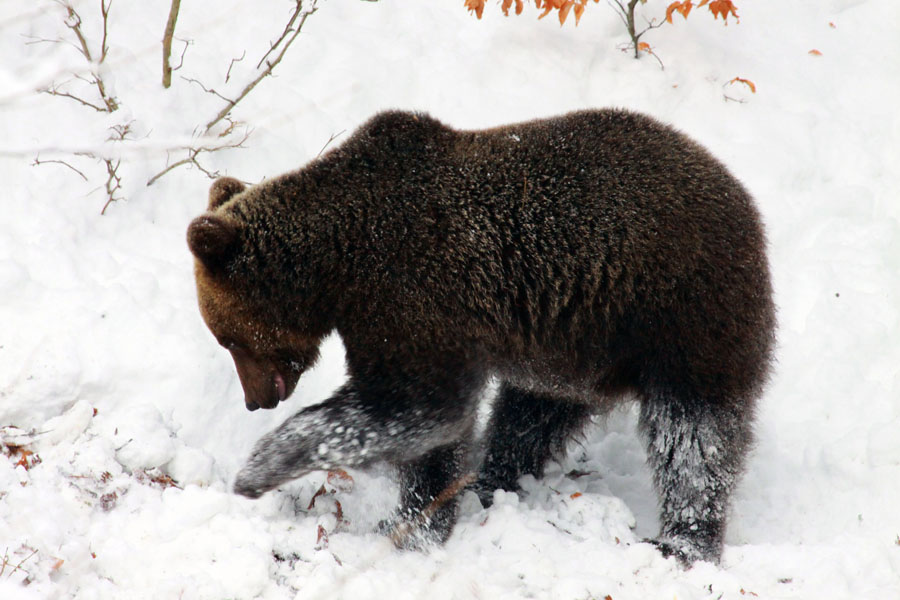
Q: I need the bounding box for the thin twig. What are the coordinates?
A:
[43,86,107,112]
[389,473,476,548]
[145,127,251,186]
[639,42,665,70]
[225,50,246,83]
[55,0,92,61]
[98,122,132,214]
[316,129,346,158]
[172,38,190,72]
[608,0,630,30]
[1,547,38,580]
[256,0,305,70]
[181,76,235,104]
[32,156,89,180]
[100,158,122,214]
[146,0,317,186]
[99,0,111,63]
[205,0,318,133]
[54,0,118,111]
[21,33,79,54]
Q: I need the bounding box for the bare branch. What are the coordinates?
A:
[256,0,305,70]
[635,14,666,45]
[21,33,80,54]
[42,86,107,112]
[181,76,235,104]
[206,0,318,133]
[225,50,246,84]
[146,127,252,187]
[638,42,665,70]
[161,0,181,88]
[146,1,317,186]
[172,38,191,73]
[316,129,346,158]
[100,158,123,214]
[607,0,630,30]
[608,0,654,59]
[100,0,112,63]
[32,156,89,180]
[55,0,92,61]
[53,0,118,111]
[146,155,194,187]
[0,546,39,580]
[389,473,476,548]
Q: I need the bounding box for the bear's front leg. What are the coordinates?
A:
[234,376,481,528]
[233,383,372,498]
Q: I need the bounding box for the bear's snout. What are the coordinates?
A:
[228,346,291,411]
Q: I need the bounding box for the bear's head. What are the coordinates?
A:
[187,177,321,411]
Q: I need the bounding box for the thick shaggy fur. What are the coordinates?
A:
[187,109,775,565]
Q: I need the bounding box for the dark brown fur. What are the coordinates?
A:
[187,109,775,565]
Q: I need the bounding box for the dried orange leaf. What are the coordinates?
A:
[464,0,485,19]
[665,2,677,24]
[327,469,354,492]
[307,483,328,510]
[315,524,328,548]
[559,1,573,25]
[808,49,823,56]
[708,0,738,23]
[516,0,524,15]
[501,0,513,16]
[666,1,693,24]
[573,2,585,24]
[570,492,583,499]
[729,77,756,93]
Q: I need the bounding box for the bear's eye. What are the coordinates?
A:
[218,337,240,351]
[275,350,304,372]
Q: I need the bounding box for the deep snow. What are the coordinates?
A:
[1,0,899,598]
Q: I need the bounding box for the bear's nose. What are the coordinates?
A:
[245,400,260,411]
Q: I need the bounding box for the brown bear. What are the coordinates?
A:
[187,109,775,565]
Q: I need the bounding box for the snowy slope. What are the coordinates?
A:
[1,0,899,598]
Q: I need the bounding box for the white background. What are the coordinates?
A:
[1,0,899,598]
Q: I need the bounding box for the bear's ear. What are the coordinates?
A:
[208,177,246,210]
[187,214,240,270]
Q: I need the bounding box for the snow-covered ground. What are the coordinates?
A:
[1,0,899,598]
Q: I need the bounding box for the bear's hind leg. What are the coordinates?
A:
[638,393,754,565]
[473,384,591,506]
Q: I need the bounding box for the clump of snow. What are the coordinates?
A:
[2,0,900,598]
